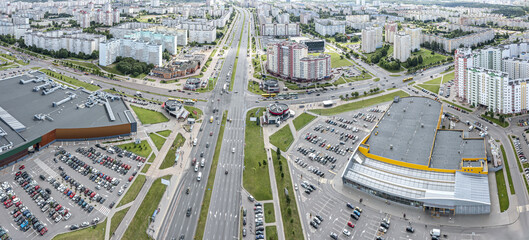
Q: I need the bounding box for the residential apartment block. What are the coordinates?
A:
[422,24,494,53]
[384,22,398,43]
[404,27,421,51]
[393,32,411,62]
[99,39,162,67]
[361,27,382,53]
[314,19,346,36]
[24,30,106,55]
[266,41,331,82]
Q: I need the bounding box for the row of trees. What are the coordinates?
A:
[403,55,424,68]
[115,57,154,77]
[339,88,381,100]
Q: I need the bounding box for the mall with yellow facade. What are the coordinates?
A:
[342,96,491,215]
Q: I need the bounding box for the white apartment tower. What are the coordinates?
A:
[393,32,411,62]
[404,27,421,51]
[454,48,474,100]
[361,27,382,53]
[384,22,397,43]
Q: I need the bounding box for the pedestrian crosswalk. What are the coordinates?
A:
[97,205,110,215]
[517,204,529,213]
[34,158,58,178]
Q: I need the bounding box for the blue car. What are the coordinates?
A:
[353,210,361,217]
[20,220,28,228]
[256,235,264,240]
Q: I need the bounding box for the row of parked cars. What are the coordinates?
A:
[513,138,529,181]
[7,172,49,236]
[54,173,97,212]
[0,226,11,240]
[112,145,147,163]
[75,147,132,176]
[253,203,265,239]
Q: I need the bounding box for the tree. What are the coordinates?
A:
[418,55,423,64]
[276,148,281,160]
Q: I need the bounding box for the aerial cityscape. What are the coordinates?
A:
[1,0,529,239]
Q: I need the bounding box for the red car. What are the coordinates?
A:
[15,201,22,207]
[347,222,355,228]
[5,202,12,208]
[90,192,96,198]
[13,211,21,218]
[210,131,213,136]
[18,165,25,170]
[55,205,62,211]
[40,227,48,235]
[4,199,11,206]
[128,176,134,182]
[15,171,21,176]
[64,188,69,194]
[35,185,40,190]
[69,192,75,198]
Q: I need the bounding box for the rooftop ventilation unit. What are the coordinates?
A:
[42,85,62,95]
[390,144,393,150]
[53,93,76,107]
[33,82,51,92]
[421,123,424,128]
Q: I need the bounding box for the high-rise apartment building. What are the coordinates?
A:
[361,27,382,53]
[384,22,397,43]
[404,27,421,51]
[393,32,411,62]
[99,39,162,67]
[314,19,345,36]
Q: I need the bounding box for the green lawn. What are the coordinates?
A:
[310,90,410,116]
[184,105,203,119]
[65,60,99,70]
[328,52,353,68]
[275,155,303,240]
[292,113,317,131]
[110,207,130,236]
[100,64,124,76]
[244,108,273,200]
[130,105,169,125]
[39,69,100,91]
[159,133,186,169]
[147,153,156,163]
[389,74,400,77]
[269,124,294,152]
[117,175,146,208]
[248,80,267,95]
[149,133,166,150]
[140,164,151,173]
[116,140,152,158]
[496,167,510,212]
[122,175,171,240]
[30,66,41,70]
[442,72,455,83]
[264,203,275,223]
[53,220,106,240]
[266,226,278,240]
[156,130,172,137]
[501,145,515,194]
[411,48,448,68]
[418,76,442,94]
[195,111,227,240]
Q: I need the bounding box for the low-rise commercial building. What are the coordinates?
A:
[151,59,200,79]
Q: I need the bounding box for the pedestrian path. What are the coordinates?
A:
[97,205,111,215]
[34,158,58,178]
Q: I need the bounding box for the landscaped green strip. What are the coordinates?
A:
[230,13,245,92]
[117,175,146,208]
[264,202,275,223]
[156,130,172,137]
[39,69,100,91]
[442,72,455,83]
[501,145,515,194]
[184,105,203,119]
[509,137,523,173]
[244,108,273,200]
[117,140,152,158]
[140,164,151,174]
[441,100,473,112]
[275,155,303,239]
[30,66,41,70]
[265,226,278,240]
[147,153,156,163]
[269,124,294,152]
[110,207,130,236]
[310,90,409,116]
[496,167,510,212]
[123,175,171,240]
[480,114,509,128]
[52,219,106,240]
[149,133,166,150]
[195,111,228,240]
[159,133,186,169]
[292,113,317,131]
[129,105,169,125]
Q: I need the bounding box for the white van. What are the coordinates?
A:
[193,138,198,146]
[194,164,198,172]
[200,158,205,167]
[197,172,202,181]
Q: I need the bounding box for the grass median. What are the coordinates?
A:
[110,207,130,236]
[501,145,515,195]
[122,175,171,240]
[129,105,169,125]
[53,219,106,240]
[147,153,156,163]
[274,155,303,239]
[266,226,278,240]
[264,203,275,223]
[244,108,273,200]
[269,124,294,152]
[149,133,166,150]
[39,69,100,91]
[117,175,146,208]
[117,140,152,158]
[184,105,203,119]
[496,167,510,212]
[156,130,172,137]
[310,90,409,116]
[140,164,151,174]
[195,111,227,239]
[159,133,186,170]
[292,113,317,131]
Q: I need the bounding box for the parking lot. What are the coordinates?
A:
[0,140,147,239]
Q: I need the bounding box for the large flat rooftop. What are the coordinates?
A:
[366,97,441,166]
[0,71,134,155]
[430,130,486,169]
